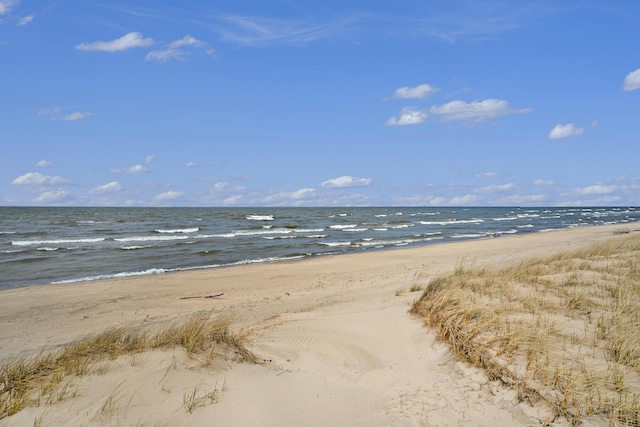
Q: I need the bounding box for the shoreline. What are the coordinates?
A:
[1,223,638,425]
[6,220,639,291]
[0,223,634,359]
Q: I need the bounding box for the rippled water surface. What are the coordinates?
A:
[1,206,637,289]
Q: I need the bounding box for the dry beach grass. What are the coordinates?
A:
[411,231,640,425]
[0,314,255,420]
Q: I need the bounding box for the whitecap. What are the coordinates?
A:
[12,237,106,246]
[246,215,274,221]
[115,235,191,242]
[155,227,199,234]
[320,241,352,247]
[420,219,484,226]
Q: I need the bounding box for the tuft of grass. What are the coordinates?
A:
[182,380,224,413]
[411,232,640,425]
[0,313,255,420]
[409,283,423,293]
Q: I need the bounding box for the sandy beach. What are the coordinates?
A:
[1,223,636,426]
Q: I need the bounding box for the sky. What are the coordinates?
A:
[1,0,639,207]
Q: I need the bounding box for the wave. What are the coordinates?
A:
[52,255,308,284]
[12,237,106,246]
[328,224,358,229]
[492,229,519,236]
[155,227,199,234]
[357,235,444,248]
[223,255,305,267]
[37,247,62,252]
[420,219,484,226]
[114,235,191,243]
[246,215,274,221]
[207,228,293,238]
[451,233,486,239]
[121,245,154,250]
[320,241,352,247]
[52,268,168,284]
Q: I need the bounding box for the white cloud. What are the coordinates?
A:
[185,162,197,168]
[430,99,530,122]
[0,0,18,15]
[288,188,316,199]
[12,172,68,186]
[386,107,427,126]
[89,181,122,195]
[17,14,33,25]
[154,190,183,201]
[146,35,214,62]
[109,164,147,174]
[321,175,372,188]
[75,32,153,52]
[34,189,70,203]
[573,184,616,195]
[224,194,243,204]
[263,188,316,202]
[500,193,547,204]
[38,107,60,117]
[145,155,155,164]
[213,182,228,191]
[623,68,640,91]
[449,194,478,205]
[533,179,555,186]
[36,160,53,167]
[393,84,440,99]
[38,108,93,121]
[475,182,517,194]
[206,182,246,199]
[548,123,584,139]
[474,172,502,178]
[396,195,448,206]
[214,14,355,46]
[60,111,94,121]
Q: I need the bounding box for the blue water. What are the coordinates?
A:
[1,206,637,289]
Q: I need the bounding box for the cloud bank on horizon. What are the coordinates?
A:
[1,1,639,207]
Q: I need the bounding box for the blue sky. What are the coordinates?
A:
[1,0,639,207]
